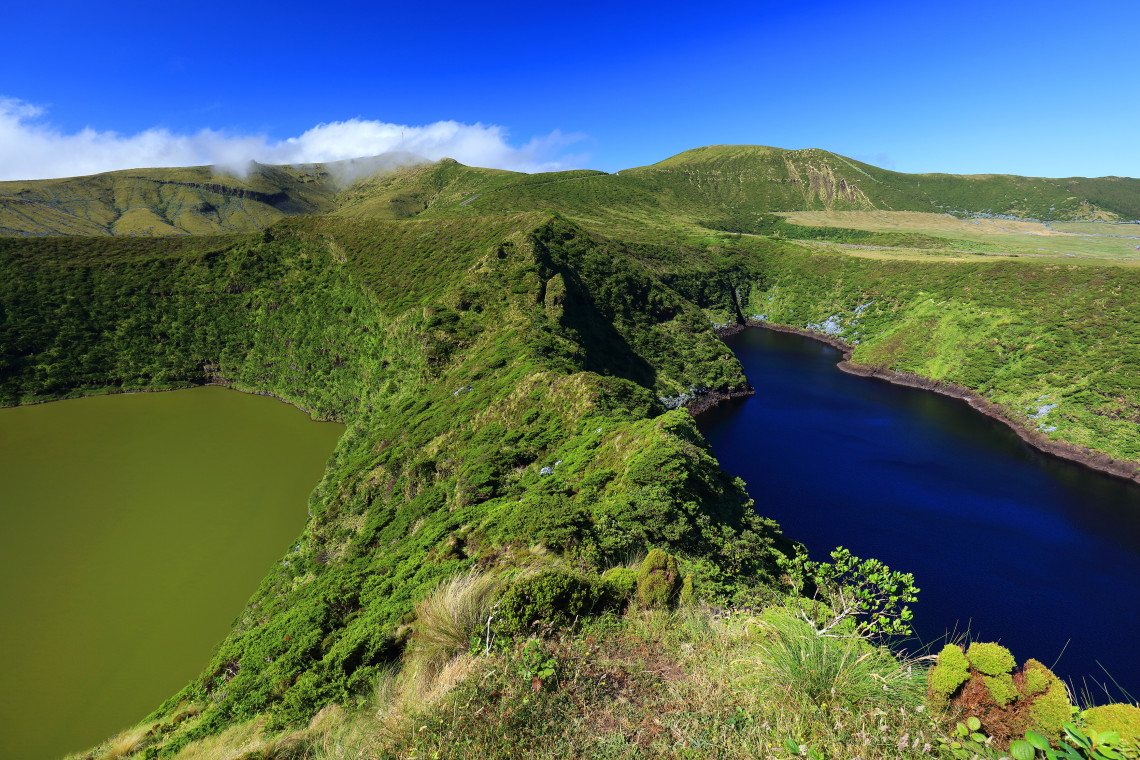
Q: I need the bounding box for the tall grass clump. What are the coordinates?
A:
[749,607,933,756]
[95,724,155,760]
[404,569,505,691]
[754,608,925,713]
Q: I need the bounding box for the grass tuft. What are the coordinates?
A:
[403,569,505,697]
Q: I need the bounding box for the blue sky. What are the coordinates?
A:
[3,0,1137,180]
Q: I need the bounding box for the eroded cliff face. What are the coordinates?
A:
[782,153,874,210]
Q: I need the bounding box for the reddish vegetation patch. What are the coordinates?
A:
[953,671,1032,744]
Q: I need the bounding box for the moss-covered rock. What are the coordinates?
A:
[600,567,638,602]
[1084,703,1140,743]
[636,549,681,608]
[679,574,695,607]
[984,673,1017,706]
[966,642,1015,676]
[935,645,1073,747]
[1024,662,1071,741]
[928,643,971,700]
[1021,658,1052,696]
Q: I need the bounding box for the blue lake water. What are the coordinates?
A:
[697,327,1140,698]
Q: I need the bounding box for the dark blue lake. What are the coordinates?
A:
[697,327,1140,698]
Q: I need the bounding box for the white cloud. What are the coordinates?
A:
[0,97,589,181]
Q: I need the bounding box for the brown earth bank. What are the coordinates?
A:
[203,380,343,423]
[744,320,1140,485]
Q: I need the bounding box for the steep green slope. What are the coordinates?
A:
[7,201,1140,758]
[0,213,787,754]
[6,148,1140,757]
[741,240,1140,467]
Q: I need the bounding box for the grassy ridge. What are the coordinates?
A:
[0,163,339,237]
[5,146,1138,242]
[1,214,788,755]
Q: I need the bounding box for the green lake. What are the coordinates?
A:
[0,386,344,760]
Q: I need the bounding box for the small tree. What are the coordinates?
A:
[778,546,919,638]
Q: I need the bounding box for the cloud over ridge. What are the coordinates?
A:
[0,98,587,181]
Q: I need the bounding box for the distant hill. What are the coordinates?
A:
[3,145,1138,238]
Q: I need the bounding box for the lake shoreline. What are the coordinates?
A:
[684,383,756,416]
[4,381,341,424]
[682,324,756,417]
[744,320,1140,485]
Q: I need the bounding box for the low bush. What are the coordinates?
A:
[599,566,637,602]
[493,568,612,637]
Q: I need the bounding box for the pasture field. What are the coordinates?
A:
[776,210,1140,261]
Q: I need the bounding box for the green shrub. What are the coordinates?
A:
[637,549,681,608]
[1084,703,1140,742]
[777,546,918,638]
[494,569,608,637]
[928,643,971,700]
[494,493,590,550]
[600,566,637,601]
[967,642,1016,676]
[679,574,695,607]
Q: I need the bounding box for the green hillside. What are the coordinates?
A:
[4,149,1140,759]
[6,146,1138,243]
[0,163,335,237]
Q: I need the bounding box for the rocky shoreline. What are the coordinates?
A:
[676,324,759,417]
[683,383,755,417]
[744,320,1140,485]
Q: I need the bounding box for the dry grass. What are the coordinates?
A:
[163,595,949,760]
[403,568,505,695]
[780,210,1067,237]
[777,210,1140,260]
[1051,221,1140,236]
[170,718,268,760]
[96,723,156,760]
[301,602,942,759]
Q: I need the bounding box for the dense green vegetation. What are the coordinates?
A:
[746,241,1140,463]
[4,146,1140,759]
[1,212,791,755]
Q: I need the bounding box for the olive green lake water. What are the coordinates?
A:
[0,387,344,760]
